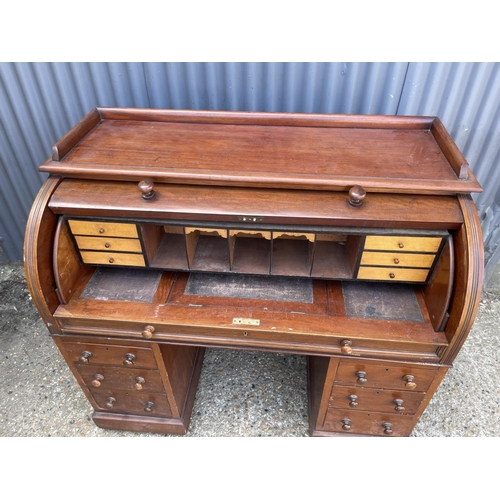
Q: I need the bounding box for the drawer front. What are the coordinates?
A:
[364,235,442,253]
[62,341,157,369]
[92,391,172,417]
[335,361,437,392]
[68,220,139,238]
[323,409,414,436]
[79,251,146,267]
[357,266,429,282]
[329,386,426,415]
[359,251,436,268]
[74,235,143,253]
[77,365,165,393]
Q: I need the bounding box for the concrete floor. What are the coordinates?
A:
[1,261,499,437]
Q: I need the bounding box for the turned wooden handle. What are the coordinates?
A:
[142,325,155,339]
[403,374,417,390]
[394,399,405,412]
[80,350,93,364]
[138,179,155,200]
[355,370,367,384]
[340,339,353,354]
[123,353,136,366]
[135,376,145,390]
[341,418,352,431]
[382,422,393,435]
[92,374,104,387]
[348,185,366,207]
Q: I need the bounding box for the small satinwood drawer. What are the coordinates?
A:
[62,341,157,369]
[77,365,165,393]
[357,266,429,282]
[329,386,426,415]
[68,220,139,238]
[359,251,436,268]
[335,361,437,392]
[364,235,442,253]
[74,235,143,253]
[323,409,414,436]
[79,251,146,267]
[92,391,172,417]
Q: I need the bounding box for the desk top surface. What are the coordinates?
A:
[41,108,482,195]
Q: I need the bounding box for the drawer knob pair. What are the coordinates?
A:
[106,397,153,413]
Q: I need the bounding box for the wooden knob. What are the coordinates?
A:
[109,258,114,263]
[348,185,366,207]
[398,242,404,248]
[142,325,155,339]
[92,374,104,387]
[135,376,145,390]
[341,418,352,431]
[80,350,92,364]
[123,353,136,366]
[144,401,154,413]
[393,258,400,264]
[389,273,395,279]
[99,228,105,234]
[105,242,110,248]
[394,399,405,412]
[403,374,417,390]
[355,371,367,384]
[348,395,359,408]
[382,422,393,435]
[340,339,353,354]
[106,397,116,409]
[138,179,155,200]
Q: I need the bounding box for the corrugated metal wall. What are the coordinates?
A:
[1,62,499,281]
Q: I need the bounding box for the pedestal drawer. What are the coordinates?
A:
[335,360,437,392]
[323,409,415,436]
[92,391,172,417]
[76,365,165,394]
[329,386,426,415]
[62,341,157,369]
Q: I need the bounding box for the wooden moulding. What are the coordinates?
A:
[48,179,465,229]
[24,177,63,331]
[52,108,102,161]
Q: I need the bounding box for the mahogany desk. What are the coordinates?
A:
[24,108,483,436]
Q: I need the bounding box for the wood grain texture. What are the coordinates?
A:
[24,177,62,332]
[49,180,465,229]
[52,107,101,160]
[441,195,484,364]
[40,108,482,194]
